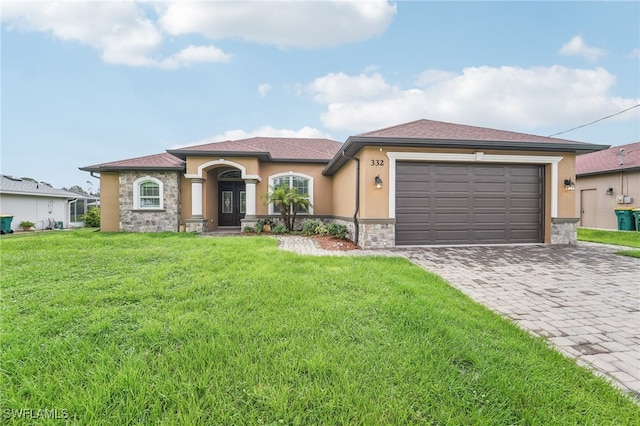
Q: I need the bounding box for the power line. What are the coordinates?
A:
[547,104,640,138]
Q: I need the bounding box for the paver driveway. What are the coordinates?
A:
[392,242,640,399]
[277,237,640,399]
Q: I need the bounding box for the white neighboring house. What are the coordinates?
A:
[0,175,96,232]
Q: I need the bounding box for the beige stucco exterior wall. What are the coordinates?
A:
[256,163,332,216]
[186,156,260,177]
[181,157,331,228]
[99,172,120,232]
[576,171,640,229]
[330,159,356,218]
[179,175,191,227]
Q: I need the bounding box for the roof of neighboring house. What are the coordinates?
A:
[576,141,640,176]
[166,137,343,162]
[0,175,89,199]
[323,119,610,175]
[80,153,186,172]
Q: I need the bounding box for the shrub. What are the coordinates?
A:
[82,207,100,228]
[301,219,323,236]
[315,223,328,236]
[243,225,255,233]
[271,224,288,234]
[19,221,35,229]
[327,223,348,239]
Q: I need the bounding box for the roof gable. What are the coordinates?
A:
[323,119,610,175]
[80,153,185,172]
[576,142,640,176]
[0,175,88,198]
[167,137,343,161]
[358,119,597,146]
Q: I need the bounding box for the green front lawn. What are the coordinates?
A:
[578,228,640,258]
[1,231,638,424]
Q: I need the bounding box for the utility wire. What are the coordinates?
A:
[547,103,640,137]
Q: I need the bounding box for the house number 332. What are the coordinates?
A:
[370,159,384,166]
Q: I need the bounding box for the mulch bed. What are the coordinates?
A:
[312,235,361,251]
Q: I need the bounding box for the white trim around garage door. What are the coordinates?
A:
[385,152,563,218]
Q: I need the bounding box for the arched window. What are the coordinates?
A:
[133,176,164,210]
[268,172,313,214]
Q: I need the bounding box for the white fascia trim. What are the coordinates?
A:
[184,159,261,182]
[385,152,563,218]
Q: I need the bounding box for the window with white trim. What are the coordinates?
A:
[133,176,164,210]
[269,173,313,215]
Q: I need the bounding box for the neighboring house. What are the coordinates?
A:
[80,119,608,248]
[575,142,640,229]
[0,175,95,231]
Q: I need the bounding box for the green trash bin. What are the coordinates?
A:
[614,208,636,231]
[632,209,640,232]
[0,215,14,234]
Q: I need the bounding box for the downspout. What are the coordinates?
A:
[341,150,360,246]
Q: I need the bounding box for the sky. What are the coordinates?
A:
[1,0,639,192]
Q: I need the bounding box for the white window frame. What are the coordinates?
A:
[133,176,164,210]
[268,172,314,215]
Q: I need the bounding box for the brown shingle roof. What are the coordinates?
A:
[323,119,610,175]
[359,119,594,145]
[80,153,185,172]
[576,142,640,176]
[168,137,343,161]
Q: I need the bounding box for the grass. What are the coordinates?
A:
[1,231,638,424]
[578,228,640,258]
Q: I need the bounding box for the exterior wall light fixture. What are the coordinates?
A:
[374,175,383,189]
[606,187,614,195]
[564,178,575,191]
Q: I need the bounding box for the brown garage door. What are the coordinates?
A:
[396,162,543,245]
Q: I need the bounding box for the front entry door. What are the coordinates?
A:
[219,181,246,226]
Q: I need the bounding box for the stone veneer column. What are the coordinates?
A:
[551,218,580,244]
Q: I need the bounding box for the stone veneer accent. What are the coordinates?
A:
[119,171,181,232]
[550,218,580,245]
[357,219,396,249]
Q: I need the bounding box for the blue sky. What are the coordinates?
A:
[2,1,639,191]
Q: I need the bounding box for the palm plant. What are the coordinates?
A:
[262,185,310,231]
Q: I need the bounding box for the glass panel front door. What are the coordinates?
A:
[218,181,246,226]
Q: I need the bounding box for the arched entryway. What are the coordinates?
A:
[217,169,246,226]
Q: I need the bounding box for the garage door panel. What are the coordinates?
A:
[434,212,469,223]
[396,162,543,245]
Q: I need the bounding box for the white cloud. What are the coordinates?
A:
[2,1,161,66]
[158,0,396,48]
[308,66,640,133]
[630,48,640,59]
[1,1,232,68]
[559,36,605,62]
[308,72,393,103]
[2,1,395,67]
[160,45,232,69]
[258,83,272,97]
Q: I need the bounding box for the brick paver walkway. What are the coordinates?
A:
[276,236,640,399]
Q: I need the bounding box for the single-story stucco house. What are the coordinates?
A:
[80,119,608,248]
[575,141,639,229]
[0,175,96,232]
